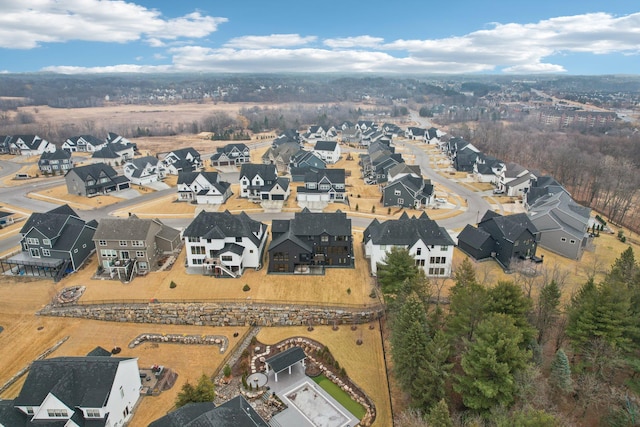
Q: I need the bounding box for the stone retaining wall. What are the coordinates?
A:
[38,302,385,327]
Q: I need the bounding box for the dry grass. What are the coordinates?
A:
[464,181,494,192]
[28,184,125,210]
[112,194,198,218]
[73,231,376,307]
[257,325,392,427]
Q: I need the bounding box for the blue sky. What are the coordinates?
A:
[1,0,639,74]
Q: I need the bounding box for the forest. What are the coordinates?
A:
[380,246,640,427]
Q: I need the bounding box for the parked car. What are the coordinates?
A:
[493,188,505,194]
[364,178,377,185]
[435,197,447,203]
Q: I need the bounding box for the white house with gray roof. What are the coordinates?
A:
[364,212,455,277]
[239,163,290,201]
[177,171,232,204]
[0,355,141,427]
[182,210,267,278]
[123,155,165,185]
[313,140,341,164]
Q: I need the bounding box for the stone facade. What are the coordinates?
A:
[38,302,384,327]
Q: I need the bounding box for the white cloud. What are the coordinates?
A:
[323,36,384,49]
[224,34,317,49]
[34,10,640,74]
[0,0,227,49]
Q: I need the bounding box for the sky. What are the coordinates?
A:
[0,0,639,75]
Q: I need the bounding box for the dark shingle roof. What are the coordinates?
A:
[265,346,306,373]
[68,163,117,181]
[239,163,277,182]
[86,346,112,357]
[94,216,167,241]
[183,211,265,247]
[457,224,493,250]
[14,356,134,409]
[20,205,81,239]
[40,149,71,162]
[149,396,268,427]
[364,213,454,247]
[314,140,338,152]
[290,209,351,237]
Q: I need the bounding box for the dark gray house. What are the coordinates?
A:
[2,205,97,281]
[383,175,434,209]
[268,209,353,273]
[65,163,130,197]
[210,143,250,167]
[457,211,539,270]
[38,149,73,175]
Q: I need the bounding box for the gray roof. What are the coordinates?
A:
[20,205,88,244]
[94,216,165,241]
[304,168,345,185]
[290,209,351,237]
[68,163,118,181]
[177,171,220,186]
[239,163,277,182]
[168,147,200,160]
[14,356,134,408]
[149,396,268,427]
[364,212,454,247]
[479,212,538,242]
[457,224,493,250]
[314,140,338,152]
[266,346,306,373]
[39,149,71,162]
[183,211,265,247]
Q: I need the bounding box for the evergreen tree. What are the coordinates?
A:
[411,330,453,410]
[391,292,430,395]
[608,247,637,288]
[534,280,561,345]
[175,381,197,408]
[377,246,420,296]
[454,313,531,412]
[425,399,453,427]
[446,280,487,346]
[486,281,535,344]
[175,374,216,407]
[495,407,559,427]
[452,257,478,290]
[549,349,573,393]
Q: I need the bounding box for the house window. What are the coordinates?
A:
[26,407,34,415]
[441,246,448,251]
[235,237,242,243]
[120,386,124,398]
[99,240,107,246]
[119,240,127,246]
[73,248,78,253]
[394,190,401,196]
[397,198,404,205]
[47,409,68,417]
[86,409,100,418]
[82,243,87,248]
[42,249,51,256]
[416,248,422,256]
[570,239,576,244]
[138,262,148,270]
[26,237,39,245]
[221,255,233,262]
[416,259,425,266]
[561,237,567,242]
[192,258,203,265]
[120,251,129,259]
[101,249,117,258]
[321,235,329,242]
[136,251,146,258]
[273,252,289,262]
[380,245,386,250]
[188,236,199,243]
[191,246,205,255]
[132,240,144,247]
[43,239,50,246]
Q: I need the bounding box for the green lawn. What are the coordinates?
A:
[312,374,366,420]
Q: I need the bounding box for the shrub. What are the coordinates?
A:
[169,281,177,289]
[223,364,231,377]
[243,284,251,292]
[355,204,359,211]
[371,206,376,213]
[347,287,351,295]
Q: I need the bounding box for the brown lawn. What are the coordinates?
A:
[28,184,125,210]
[257,325,392,427]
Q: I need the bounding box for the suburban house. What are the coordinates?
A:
[296,168,346,203]
[8,135,55,156]
[0,355,141,427]
[406,127,427,141]
[38,149,73,175]
[93,216,181,281]
[361,128,385,146]
[91,141,135,166]
[268,209,353,273]
[239,163,290,201]
[382,123,404,138]
[357,120,376,132]
[387,163,422,183]
[177,171,232,204]
[262,141,300,173]
[62,135,104,152]
[457,211,540,270]
[160,147,203,175]
[182,210,268,278]
[383,175,434,209]
[340,126,362,144]
[364,212,455,276]
[523,175,564,209]
[123,155,165,185]
[148,395,269,427]
[302,125,328,141]
[453,145,480,172]
[527,190,592,260]
[473,153,505,183]
[369,150,404,183]
[209,143,250,167]
[65,163,130,197]
[426,127,444,144]
[289,149,326,171]
[313,140,341,164]
[496,162,534,196]
[2,205,97,281]
[0,135,17,154]
[272,129,301,146]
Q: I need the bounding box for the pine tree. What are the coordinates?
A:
[411,330,453,410]
[454,313,531,412]
[550,349,573,393]
[175,381,197,407]
[446,280,487,346]
[486,281,535,344]
[377,246,420,296]
[391,292,430,394]
[534,280,561,345]
[452,257,478,291]
[425,399,453,427]
[175,374,215,407]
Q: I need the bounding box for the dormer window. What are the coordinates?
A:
[86,409,101,418]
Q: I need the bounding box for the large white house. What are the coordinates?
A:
[1,355,142,427]
[363,212,455,277]
[182,210,268,278]
[177,171,232,204]
[123,156,165,185]
[313,140,341,164]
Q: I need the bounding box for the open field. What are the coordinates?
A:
[258,325,392,427]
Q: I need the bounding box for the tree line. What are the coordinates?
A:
[379,246,640,426]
